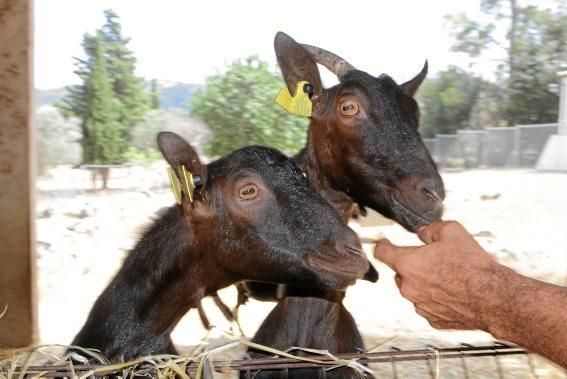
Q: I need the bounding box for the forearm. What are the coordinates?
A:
[477,265,567,368]
[374,221,567,368]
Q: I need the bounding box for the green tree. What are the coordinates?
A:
[418,67,483,137]
[80,32,122,164]
[58,9,149,166]
[191,56,308,157]
[101,9,149,132]
[446,1,566,125]
[150,79,160,109]
[36,107,81,174]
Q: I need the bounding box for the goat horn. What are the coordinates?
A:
[300,44,355,81]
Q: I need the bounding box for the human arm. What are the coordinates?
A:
[374,221,567,368]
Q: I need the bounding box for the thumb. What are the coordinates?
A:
[374,239,403,271]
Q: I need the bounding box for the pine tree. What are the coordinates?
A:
[102,9,149,134]
[80,32,122,165]
[150,79,160,109]
[58,9,150,167]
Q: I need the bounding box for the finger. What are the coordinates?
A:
[373,239,417,271]
[414,306,470,330]
[426,299,485,330]
[418,220,466,244]
[417,221,448,243]
[373,239,399,270]
[399,283,425,303]
[394,273,402,289]
[414,305,444,323]
[429,321,474,330]
[415,303,454,322]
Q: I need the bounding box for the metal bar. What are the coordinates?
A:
[459,344,472,379]
[424,344,438,379]
[237,343,523,366]
[526,353,539,379]
[216,351,528,371]
[10,350,530,378]
[425,358,435,379]
[244,354,251,379]
[494,353,505,379]
[508,126,522,167]
[9,349,529,375]
[391,346,400,379]
[5,344,528,376]
[493,342,506,379]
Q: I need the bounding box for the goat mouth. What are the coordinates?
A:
[307,255,367,284]
[391,197,434,226]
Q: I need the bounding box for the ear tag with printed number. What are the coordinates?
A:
[275,81,313,117]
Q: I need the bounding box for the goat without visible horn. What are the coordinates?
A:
[70,132,369,362]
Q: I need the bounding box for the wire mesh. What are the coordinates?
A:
[457,130,486,168]
[435,134,461,168]
[424,123,559,169]
[483,127,516,167]
[517,124,559,167]
[423,138,438,163]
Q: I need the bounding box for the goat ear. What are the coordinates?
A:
[274,31,323,99]
[362,262,379,283]
[157,132,203,174]
[157,131,206,186]
[401,60,428,97]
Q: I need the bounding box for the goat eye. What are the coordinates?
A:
[238,184,260,200]
[339,100,359,116]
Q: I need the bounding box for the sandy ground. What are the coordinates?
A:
[35,166,567,377]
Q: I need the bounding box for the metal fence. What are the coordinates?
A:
[424,123,559,169]
[4,343,537,378]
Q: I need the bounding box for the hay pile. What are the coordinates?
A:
[0,340,371,378]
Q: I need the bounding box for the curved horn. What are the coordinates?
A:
[300,44,355,81]
[401,60,428,96]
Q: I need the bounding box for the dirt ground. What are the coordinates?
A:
[35,166,567,377]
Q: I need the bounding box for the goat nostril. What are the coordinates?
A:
[345,245,364,257]
[422,187,442,202]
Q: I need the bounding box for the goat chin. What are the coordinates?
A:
[244,296,373,379]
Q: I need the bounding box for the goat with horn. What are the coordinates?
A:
[233,32,444,379]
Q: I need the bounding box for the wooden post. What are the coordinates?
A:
[0,0,37,348]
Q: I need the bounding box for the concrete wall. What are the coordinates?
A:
[0,0,36,348]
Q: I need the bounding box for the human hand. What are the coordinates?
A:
[374,221,508,331]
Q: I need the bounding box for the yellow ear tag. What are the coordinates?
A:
[167,167,183,205]
[275,80,312,117]
[168,165,198,204]
[179,165,197,204]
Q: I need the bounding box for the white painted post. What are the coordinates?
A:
[536,71,567,171]
[557,71,567,136]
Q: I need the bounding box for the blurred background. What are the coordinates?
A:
[32,0,566,376]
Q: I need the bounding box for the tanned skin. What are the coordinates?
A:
[374,220,567,368]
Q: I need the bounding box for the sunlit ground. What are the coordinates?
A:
[36,166,567,377]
